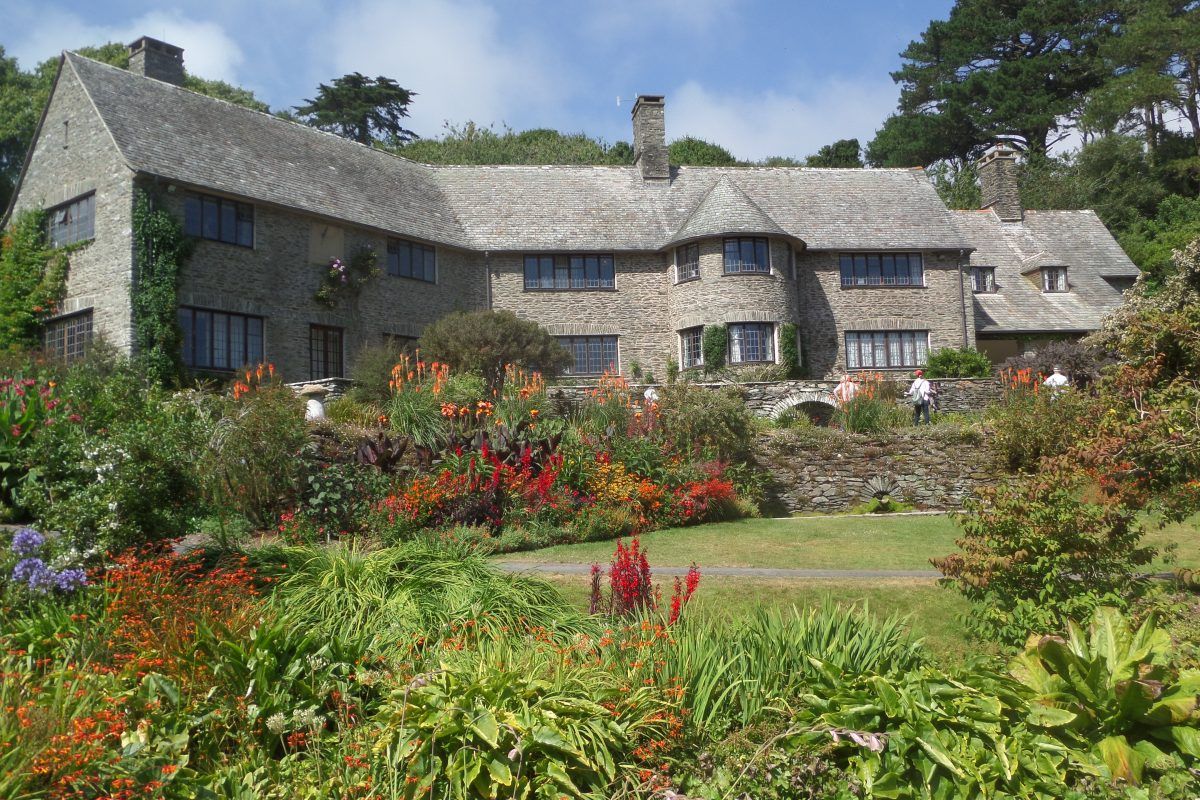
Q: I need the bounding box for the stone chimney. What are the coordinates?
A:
[632,95,669,182]
[977,142,1023,221]
[127,36,185,86]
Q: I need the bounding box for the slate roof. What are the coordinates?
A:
[667,178,796,247]
[64,52,968,253]
[952,209,1140,333]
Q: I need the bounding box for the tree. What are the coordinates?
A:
[417,310,571,390]
[295,73,417,145]
[184,75,269,113]
[394,121,631,165]
[1120,194,1200,283]
[884,0,1116,161]
[866,109,982,167]
[805,138,863,168]
[668,137,737,166]
[1084,0,1200,156]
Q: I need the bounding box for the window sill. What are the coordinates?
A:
[729,359,776,365]
[1041,290,1070,294]
[190,236,255,250]
[523,287,617,293]
[722,269,773,277]
[387,274,437,285]
[674,275,700,285]
[839,284,926,290]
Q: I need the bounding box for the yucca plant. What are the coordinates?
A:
[1011,606,1200,784]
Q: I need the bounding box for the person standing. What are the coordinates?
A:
[1043,365,1070,396]
[907,369,932,425]
[832,373,859,406]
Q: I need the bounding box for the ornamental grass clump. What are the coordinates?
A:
[834,371,904,433]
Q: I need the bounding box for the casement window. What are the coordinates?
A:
[178,307,264,370]
[845,330,929,370]
[558,335,618,376]
[184,193,254,247]
[523,255,615,290]
[971,267,996,293]
[675,243,700,282]
[43,310,92,362]
[723,237,770,274]
[1042,266,1068,293]
[310,325,344,379]
[729,323,775,364]
[48,194,95,248]
[679,326,703,369]
[839,253,924,287]
[387,238,436,282]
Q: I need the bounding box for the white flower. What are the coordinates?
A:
[266,713,286,734]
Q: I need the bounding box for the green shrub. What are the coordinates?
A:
[22,352,212,551]
[655,383,753,461]
[348,338,409,405]
[987,379,1093,472]
[833,377,907,433]
[418,309,571,391]
[202,379,307,529]
[779,322,802,378]
[702,325,727,373]
[923,346,993,378]
[933,469,1156,645]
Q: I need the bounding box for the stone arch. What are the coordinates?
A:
[767,389,837,421]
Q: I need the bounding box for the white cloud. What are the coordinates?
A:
[582,0,737,36]
[668,78,901,161]
[320,0,572,137]
[5,5,245,84]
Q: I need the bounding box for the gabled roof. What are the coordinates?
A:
[953,209,1139,333]
[666,177,796,247]
[63,52,971,253]
[65,52,471,248]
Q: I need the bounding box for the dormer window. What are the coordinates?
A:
[971,267,996,293]
[1042,266,1068,293]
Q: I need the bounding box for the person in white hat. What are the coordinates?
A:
[1043,365,1070,396]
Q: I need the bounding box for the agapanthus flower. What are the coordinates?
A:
[53,568,88,593]
[10,527,44,557]
[12,557,53,592]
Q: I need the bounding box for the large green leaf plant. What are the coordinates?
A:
[1011,606,1200,785]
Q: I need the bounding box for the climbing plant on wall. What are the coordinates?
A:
[702,324,727,374]
[0,210,71,352]
[313,245,381,307]
[132,190,191,385]
[780,323,802,379]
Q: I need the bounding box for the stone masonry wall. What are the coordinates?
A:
[667,238,799,357]
[169,194,489,382]
[548,377,1003,417]
[10,60,136,352]
[488,252,674,379]
[796,250,975,379]
[756,428,997,512]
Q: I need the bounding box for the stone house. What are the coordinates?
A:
[3,38,1140,381]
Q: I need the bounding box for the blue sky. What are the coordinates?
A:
[1,0,956,160]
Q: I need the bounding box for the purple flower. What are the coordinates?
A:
[12,557,53,592]
[11,528,44,557]
[53,568,88,593]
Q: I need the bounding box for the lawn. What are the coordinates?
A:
[496,513,1200,572]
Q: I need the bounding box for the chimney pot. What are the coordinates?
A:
[127,36,185,87]
[632,95,669,182]
[977,142,1023,222]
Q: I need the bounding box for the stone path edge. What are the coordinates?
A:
[495,562,942,579]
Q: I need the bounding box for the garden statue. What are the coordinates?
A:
[300,384,328,421]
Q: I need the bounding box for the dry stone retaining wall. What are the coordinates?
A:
[755,428,997,513]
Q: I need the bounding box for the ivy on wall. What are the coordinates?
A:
[132,189,192,386]
[0,210,72,351]
[702,324,727,373]
[780,322,802,379]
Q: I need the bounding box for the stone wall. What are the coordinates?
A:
[795,250,975,379]
[547,377,1003,417]
[755,428,997,513]
[10,60,136,352]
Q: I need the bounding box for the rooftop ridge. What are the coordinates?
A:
[65,51,440,173]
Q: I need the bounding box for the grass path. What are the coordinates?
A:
[496,514,1200,571]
